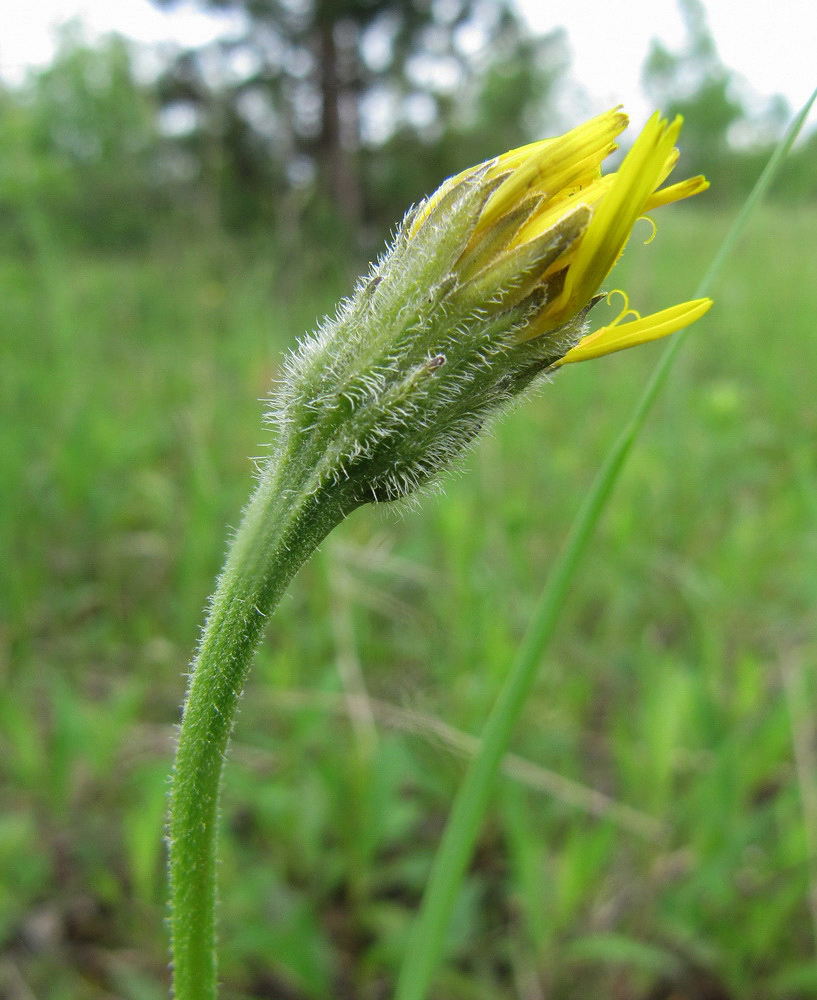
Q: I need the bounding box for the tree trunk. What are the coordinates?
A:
[318,19,363,229]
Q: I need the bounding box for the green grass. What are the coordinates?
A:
[2,203,817,999]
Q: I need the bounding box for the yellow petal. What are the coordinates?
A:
[555,298,713,365]
[543,113,683,328]
[645,175,710,211]
[479,109,628,228]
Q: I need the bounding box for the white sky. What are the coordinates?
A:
[522,0,817,125]
[1,0,815,131]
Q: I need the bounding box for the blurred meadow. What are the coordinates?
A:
[2,1,817,999]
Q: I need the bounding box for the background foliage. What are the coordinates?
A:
[2,1,816,998]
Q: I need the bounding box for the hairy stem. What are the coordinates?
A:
[167,459,353,1000]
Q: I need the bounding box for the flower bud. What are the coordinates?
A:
[267,109,712,504]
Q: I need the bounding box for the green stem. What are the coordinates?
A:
[393,88,817,1000]
[168,460,353,1000]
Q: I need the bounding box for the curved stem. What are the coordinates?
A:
[168,463,352,1000]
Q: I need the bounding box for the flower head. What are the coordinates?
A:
[413,108,711,363]
[272,110,712,504]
